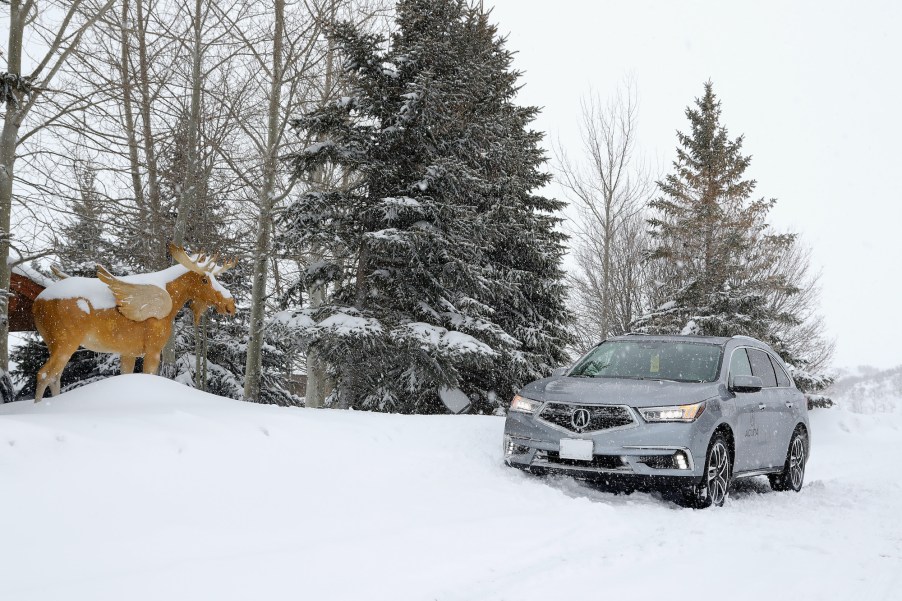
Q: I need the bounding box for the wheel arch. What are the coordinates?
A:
[712,422,735,472]
[794,421,810,460]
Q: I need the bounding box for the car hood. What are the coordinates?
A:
[519,376,725,408]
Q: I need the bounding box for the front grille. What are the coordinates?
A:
[535,450,626,470]
[538,402,634,433]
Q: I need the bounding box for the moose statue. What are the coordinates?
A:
[31,243,236,402]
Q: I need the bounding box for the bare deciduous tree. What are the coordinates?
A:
[767,234,835,372]
[3,0,389,399]
[1,0,116,370]
[238,0,389,401]
[555,82,656,353]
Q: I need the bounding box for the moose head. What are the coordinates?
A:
[168,243,237,323]
[32,243,238,401]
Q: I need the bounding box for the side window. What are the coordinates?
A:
[729,348,753,381]
[769,354,792,387]
[747,349,778,388]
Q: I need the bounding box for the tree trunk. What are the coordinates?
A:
[163,0,204,374]
[172,0,203,247]
[304,6,338,408]
[119,0,148,231]
[601,196,612,338]
[243,0,284,402]
[134,0,163,267]
[0,0,26,371]
[304,252,327,407]
[135,0,171,368]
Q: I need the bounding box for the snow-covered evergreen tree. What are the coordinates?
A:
[279,0,569,413]
[633,82,830,402]
[58,162,120,276]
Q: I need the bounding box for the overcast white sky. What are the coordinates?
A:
[488,0,902,370]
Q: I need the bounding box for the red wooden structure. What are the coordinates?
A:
[8,271,45,331]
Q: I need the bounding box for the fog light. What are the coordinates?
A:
[674,451,689,470]
[504,435,514,457]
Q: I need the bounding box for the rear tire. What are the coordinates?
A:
[682,433,731,508]
[769,426,808,492]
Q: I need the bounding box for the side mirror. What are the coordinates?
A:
[551,367,569,377]
[731,374,764,393]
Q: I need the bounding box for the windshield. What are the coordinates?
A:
[568,340,723,383]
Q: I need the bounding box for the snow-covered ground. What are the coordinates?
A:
[1,375,900,601]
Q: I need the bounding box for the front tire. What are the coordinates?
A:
[769,426,808,492]
[683,433,731,508]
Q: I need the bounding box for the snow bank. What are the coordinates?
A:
[1,376,900,601]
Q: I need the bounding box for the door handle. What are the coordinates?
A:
[758,403,766,411]
[785,401,793,408]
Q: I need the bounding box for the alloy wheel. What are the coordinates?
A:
[789,434,806,490]
[706,441,730,506]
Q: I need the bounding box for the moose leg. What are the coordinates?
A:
[35,345,78,402]
[121,355,137,375]
[35,369,51,403]
[142,352,161,375]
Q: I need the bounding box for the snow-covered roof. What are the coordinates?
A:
[6,258,54,288]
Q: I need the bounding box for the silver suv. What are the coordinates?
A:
[503,335,810,507]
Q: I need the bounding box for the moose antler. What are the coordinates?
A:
[168,242,237,276]
[209,256,238,275]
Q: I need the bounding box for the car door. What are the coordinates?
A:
[767,353,799,462]
[746,348,782,468]
[727,348,768,472]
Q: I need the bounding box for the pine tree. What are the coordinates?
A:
[634,82,796,338]
[58,162,115,276]
[279,0,569,413]
[633,82,830,402]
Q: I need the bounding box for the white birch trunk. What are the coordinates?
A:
[0,0,26,370]
[164,0,205,374]
[243,0,284,401]
[303,0,339,408]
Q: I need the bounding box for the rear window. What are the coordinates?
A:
[747,349,778,388]
[770,355,792,387]
[569,340,723,383]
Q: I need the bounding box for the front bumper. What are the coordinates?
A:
[503,405,717,480]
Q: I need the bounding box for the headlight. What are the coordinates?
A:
[510,394,542,414]
[640,401,706,423]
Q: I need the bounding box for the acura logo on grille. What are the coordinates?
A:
[571,408,591,430]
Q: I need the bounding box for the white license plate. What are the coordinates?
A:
[559,438,594,461]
